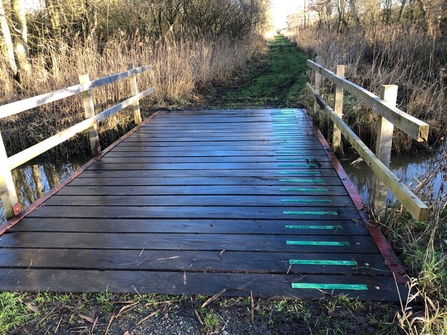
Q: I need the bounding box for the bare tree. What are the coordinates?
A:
[11,0,30,72]
[0,0,18,76]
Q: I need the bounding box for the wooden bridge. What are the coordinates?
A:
[0,108,407,301]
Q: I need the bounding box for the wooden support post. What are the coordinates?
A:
[313,56,322,114]
[128,62,142,125]
[332,65,345,154]
[372,85,398,221]
[0,132,20,219]
[79,74,101,156]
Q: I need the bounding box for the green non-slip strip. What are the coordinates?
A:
[278,171,321,175]
[280,146,310,149]
[286,241,350,246]
[277,157,312,161]
[272,124,298,127]
[282,199,332,203]
[283,211,338,216]
[273,143,307,145]
[274,135,303,138]
[278,164,318,168]
[276,151,311,155]
[285,225,342,230]
[289,260,357,266]
[291,283,368,291]
[280,188,328,192]
[279,179,324,183]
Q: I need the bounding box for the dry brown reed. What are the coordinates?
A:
[0,32,264,157]
[289,25,446,153]
[290,24,447,333]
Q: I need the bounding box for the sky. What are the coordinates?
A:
[270,0,303,29]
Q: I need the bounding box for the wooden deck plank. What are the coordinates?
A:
[0,249,389,275]
[113,141,325,148]
[0,269,407,301]
[52,185,350,196]
[78,169,340,178]
[96,155,331,164]
[0,108,404,301]
[24,205,360,220]
[103,150,330,158]
[42,194,353,206]
[9,218,369,235]
[0,232,380,253]
[67,176,345,186]
[86,162,335,170]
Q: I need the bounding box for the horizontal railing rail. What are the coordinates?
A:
[0,63,153,219]
[306,58,429,222]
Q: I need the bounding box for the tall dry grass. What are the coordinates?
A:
[0,32,265,157]
[288,25,447,334]
[288,25,446,153]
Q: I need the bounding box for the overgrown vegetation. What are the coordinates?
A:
[286,1,447,333]
[1,292,402,335]
[0,0,269,157]
[289,28,446,153]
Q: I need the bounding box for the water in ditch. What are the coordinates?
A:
[0,146,443,224]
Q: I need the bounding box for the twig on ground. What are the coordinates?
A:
[250,291,255,324]
[194,310,203,325]
[136,311,158,326]
[89,317,98,335]
[104,314,116,335]
[201,288,228,308]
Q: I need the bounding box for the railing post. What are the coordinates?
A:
[372,85,398,220]
[332,65,345,154]
[313,56,322,114]
[79,74,101,156]
[128,62,142,125]
[0,133,21,219]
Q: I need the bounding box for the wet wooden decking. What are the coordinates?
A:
[0,109,407,301]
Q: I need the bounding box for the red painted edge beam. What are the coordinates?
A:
[0,112,159,236]
[305,110,408,285]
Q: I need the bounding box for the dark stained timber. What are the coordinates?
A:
[0,109,407,301]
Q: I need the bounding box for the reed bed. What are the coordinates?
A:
[289,25,447,334]
[0,32,265,157]
[288,25,446,153]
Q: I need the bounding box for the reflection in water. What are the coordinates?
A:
[342,147,446,208]
[0,156,91,223]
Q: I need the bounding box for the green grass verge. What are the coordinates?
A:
[207,35,308,109]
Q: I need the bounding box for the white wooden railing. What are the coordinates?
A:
[306,57,429,222]
[0,63,153,219]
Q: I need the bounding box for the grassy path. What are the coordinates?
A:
[206,35,308,109]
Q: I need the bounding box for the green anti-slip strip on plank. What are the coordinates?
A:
[282,199,332,203]
[279,179,324,183]
[276,151,311,154]
[291,283,368,291]
[283,211,338,216]
[280,188,328,192]
[289,260,357,266]
[278,171,321,175]
[285,225,342,230]
[278,164,318,168]
[274,143,308,146]
[280,146,310,149]
[286,241,350,246]
[277,157,316,161]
